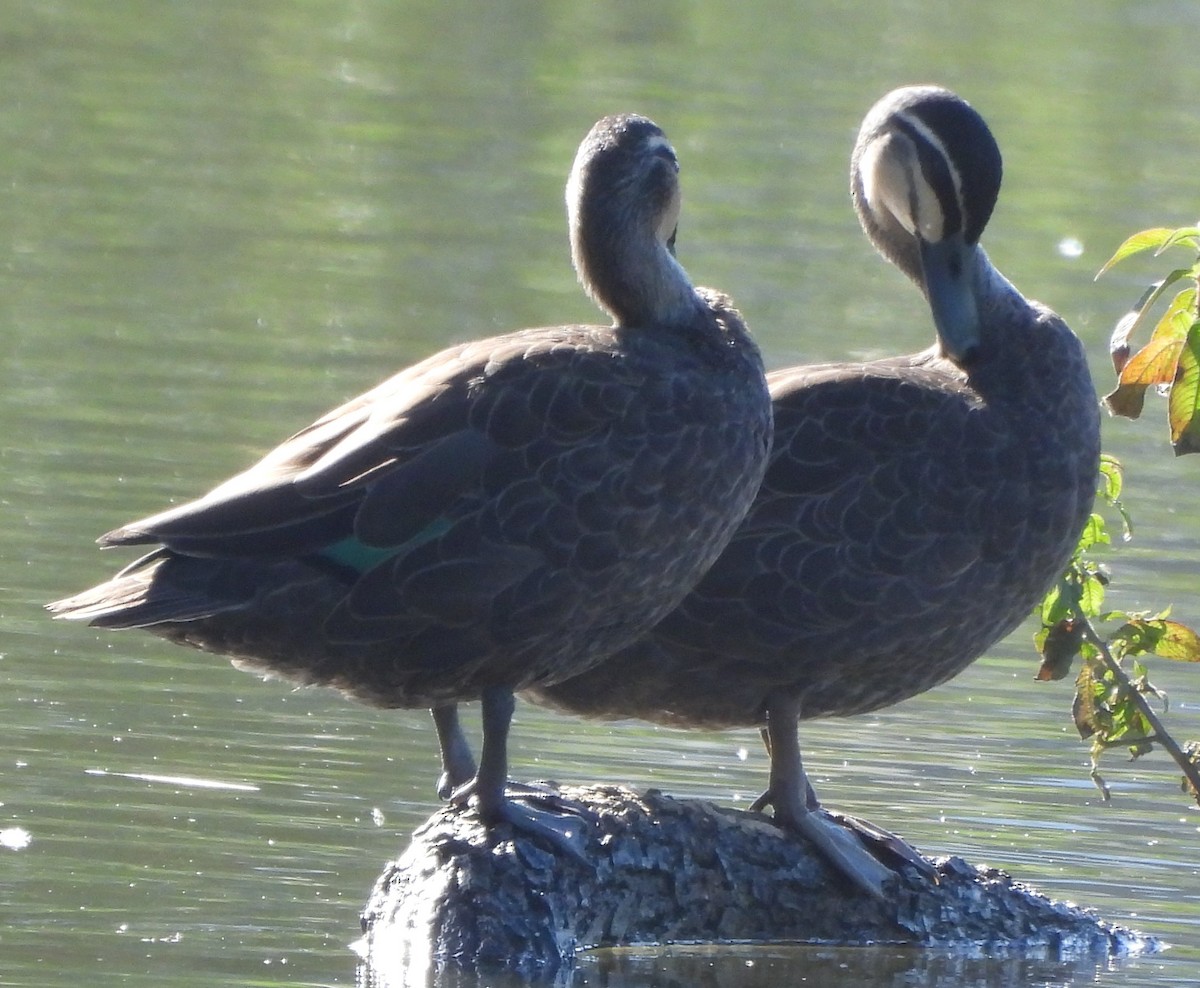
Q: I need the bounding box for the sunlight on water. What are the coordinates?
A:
[1,826,34,851]
[84,768,262,793]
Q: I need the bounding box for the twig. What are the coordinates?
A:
[1078,616,1200,803]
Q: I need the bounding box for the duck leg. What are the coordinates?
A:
[448,686,587,857]
[757,712,935,881]
[431,704,476,799]
[751,694,897,899]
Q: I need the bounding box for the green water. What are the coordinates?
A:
[3,2,1199,985]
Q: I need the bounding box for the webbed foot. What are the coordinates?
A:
[449,686,590,862]
[449,776,590,862]
[756,694,934,899]
[822,808,937,879]
[772,795,896,899]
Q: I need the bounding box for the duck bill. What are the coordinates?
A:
[919,234,981,362]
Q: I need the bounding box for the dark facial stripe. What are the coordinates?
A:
[891,114,963,240]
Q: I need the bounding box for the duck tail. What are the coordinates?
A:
[45,548,218,628]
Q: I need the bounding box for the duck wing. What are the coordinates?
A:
[659,358,990,657]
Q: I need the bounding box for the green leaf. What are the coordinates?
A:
[1112,617,1200,662]
[1171,321,1200,455]
[1108,688,1153,744]
[1075,512,1111,553]
[1096,227,1179,278]
[1078,569,1108,617]
[1158,226,1200,253]
[1095,454,1134,541]
[1098,454,1124,503]
[1113,617,1168,658]
[1039,580,1073,627]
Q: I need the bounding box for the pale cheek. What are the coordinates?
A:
[862,139,917,237]
[861,134,946,242]
[911,179,946,241]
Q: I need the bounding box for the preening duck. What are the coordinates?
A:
[48,113,773,847]
[526,86,1101,891]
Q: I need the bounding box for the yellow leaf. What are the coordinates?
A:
[1115,289,1195,388]
[1155,620,1200,661]
[1119,336,1185,387]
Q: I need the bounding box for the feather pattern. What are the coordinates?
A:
[48,115,773,818]
[528,87,1100,769]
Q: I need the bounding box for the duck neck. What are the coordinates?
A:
[967,247,1028,353]
[573,221,701,329]
[959,247,1074,404]
[971,245,1018,305]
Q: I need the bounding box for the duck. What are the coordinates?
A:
[522,86,1101,891]
[47,113,774,848]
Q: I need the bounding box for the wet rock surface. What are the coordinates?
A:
[356,784,1159,984]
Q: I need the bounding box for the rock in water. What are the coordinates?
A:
[356,784,1158,983]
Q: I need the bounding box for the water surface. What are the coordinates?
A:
[4,2,1200,986]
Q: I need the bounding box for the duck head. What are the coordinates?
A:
[567,113,696,328]
[851,85,1003,364]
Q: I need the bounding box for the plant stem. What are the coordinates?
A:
[1079,616,1200,804]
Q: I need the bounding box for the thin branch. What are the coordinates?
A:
[1078,616,1200,804]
